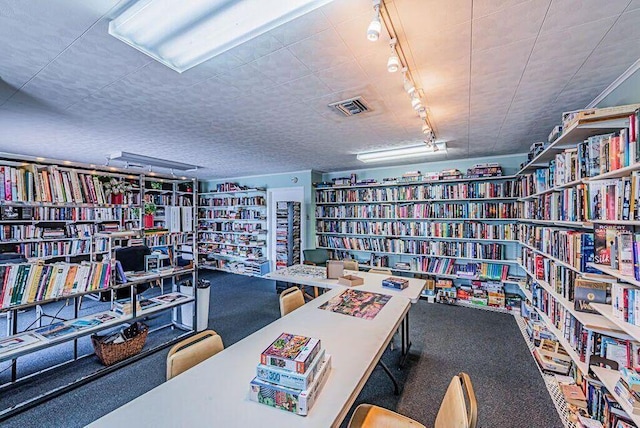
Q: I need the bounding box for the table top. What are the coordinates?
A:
[266,264,426,303]
[88,288,411,428]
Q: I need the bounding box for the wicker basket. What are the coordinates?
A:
[92,323,149,366]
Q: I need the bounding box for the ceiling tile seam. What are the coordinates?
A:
[471,0,530,20]
[550,0,632,106]
[0,4,123,109]
[467,0,475,157]
[490,0,553,152]
[63,59,154,111]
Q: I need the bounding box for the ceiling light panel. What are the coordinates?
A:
[109,0,336,73]
[356,142,446,163]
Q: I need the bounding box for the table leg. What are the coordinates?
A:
[399,312,412,368]
[377,360,401,395]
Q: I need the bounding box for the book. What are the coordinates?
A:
[249,354,331,416]
[595,224,634,266]
[260,333,321,374]
[256,348,326,391]
[560,383,587,408]
[318,289,391,320]
[574,278,608,313]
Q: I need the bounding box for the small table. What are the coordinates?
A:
[266,265,425,365]
[88,288,411,428]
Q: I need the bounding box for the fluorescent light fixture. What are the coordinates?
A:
[109,0,336,73]
[357,143,446,163]
[109,151,201,171]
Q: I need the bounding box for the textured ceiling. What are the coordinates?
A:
[0,0,639,178]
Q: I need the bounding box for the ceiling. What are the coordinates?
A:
[0,0,639,179]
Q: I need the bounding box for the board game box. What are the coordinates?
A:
[249,354,331,416]
[260,333,321,374]
[256,348,326,391]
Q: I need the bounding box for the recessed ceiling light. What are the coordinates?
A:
[357,142,446,163]
[109,0,335,73]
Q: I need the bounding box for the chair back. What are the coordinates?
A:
[343,259,359,271]
[368,268,392,275]
[435,372,477,428]
[303,248,331,266]
[166,330,224,380]
[280,286,305,317]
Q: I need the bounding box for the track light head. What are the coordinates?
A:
[387,39,400,72]
[422,122,431,134]
[367,0,382,41]
[411,95,422,111]
[418,108,427,119]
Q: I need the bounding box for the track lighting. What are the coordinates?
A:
[418,108,427,119]
[403,71,416,95]
[411,94,422,111]
[387,39,400,72]
[367,0,382,41]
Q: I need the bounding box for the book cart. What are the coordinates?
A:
[515,105,640,426]
[0,153,198,420]
[197,184,270,277]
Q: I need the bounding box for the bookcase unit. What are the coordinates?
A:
[314,173,523,310]
[0,154,199,420]
[197,184,270,277]
[515,105,640,426]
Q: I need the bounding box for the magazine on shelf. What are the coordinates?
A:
[0,333,41,355]
[150,292,188,304]
[318,288,391,320]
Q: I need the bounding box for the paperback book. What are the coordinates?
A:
[318,289,391,320]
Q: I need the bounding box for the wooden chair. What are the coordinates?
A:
[343,259,359,271]
[348,372,477,428]
[166,330,224,380]
[368,268,392,275]
[279,286,305,317]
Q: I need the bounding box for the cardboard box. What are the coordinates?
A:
[338,275,363,287]
[326,260,344,279]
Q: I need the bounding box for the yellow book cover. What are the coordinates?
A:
[44,265,59,300]
[25,264,44,304]
[63,265,78,295]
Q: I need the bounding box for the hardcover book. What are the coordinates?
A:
[574,278,608,313]
[594,224,634,266]
[381,276,409,290]
[260,333,321,374]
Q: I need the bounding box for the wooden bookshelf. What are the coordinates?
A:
[588,263,640,287]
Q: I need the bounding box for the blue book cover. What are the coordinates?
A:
[581,233,598,274]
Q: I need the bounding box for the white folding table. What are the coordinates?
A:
[266,265,426,364]
[88,288,411,428]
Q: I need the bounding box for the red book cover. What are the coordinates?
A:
[4,167,12,201]
[535,255,544,280]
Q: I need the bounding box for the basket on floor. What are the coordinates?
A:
[91,323,149,366]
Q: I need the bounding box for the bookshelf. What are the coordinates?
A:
[314,168,523,311]
[515,105,640,425]
[0,154,199,419]
[197,184,270,277]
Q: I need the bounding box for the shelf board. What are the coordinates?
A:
[590,219,640,226]
[532,307,589,374]
[317,246,518,264]
[518,179,586,201]
[518,117,630,174]
[589,163,640,181]
[315,216,517,222]
[197,230,266,236]
[199,189,265,196]
[591,303,640,343]
[315,175,518,191]
[516,218,593,229]
[315,232,518,243]
[587,263,640,287]
[315,197,517,205]
[198,218,266,223]
[590,366,640,427]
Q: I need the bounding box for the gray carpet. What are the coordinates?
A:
[0,271,561,427]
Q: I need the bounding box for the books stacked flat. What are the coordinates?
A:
[614,367,640,416]
[249,333,330,416]
[382,276,408,290]
[532,339,571,375]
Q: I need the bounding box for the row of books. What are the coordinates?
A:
[315,205,394,218]
[315,220,518,240]
[612,283,640,327]
[589,175,640,221]
[0,206,128,222]
[198,243,264,260]
[0,223,98,241]
[522,248,580,301]
[519,224,594,271]
[456,284,506,308]
[9,239,94,259]
[395,202,518,219]
[198,223,265,233]
[0,261,111,309]
[199,233,266,247]
[520,184,589,222]
[199,209,266,220]
[315,181,518,203]
[250,332,330,416]
[199,196,266,207]
[143,193,173,206]
[316,235,507,260]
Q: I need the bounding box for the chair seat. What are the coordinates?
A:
[350,404,426,428]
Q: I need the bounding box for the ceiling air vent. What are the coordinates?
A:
[328,96,371,117]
